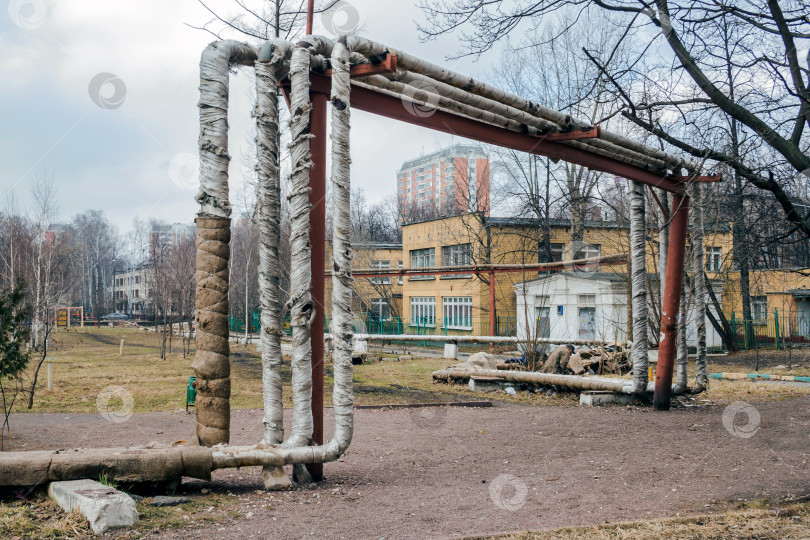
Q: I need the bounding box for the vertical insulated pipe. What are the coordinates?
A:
[194,40,258,447]
[285,46,315,449]
[691,184,709,391]
[254,58,285,446]
[629,181,649,392]
[654,193,690,410]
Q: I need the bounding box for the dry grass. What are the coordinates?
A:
[0,489,236,539]
[484,497,810,540]
[15,327,810,415]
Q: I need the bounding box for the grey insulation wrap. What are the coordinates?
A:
[690,184,709,391]
[284,45,315,449]
[432,368,646,394]
[629,181,649,392]
[196,40,258,218]
[254,49,288,445]
[326,40,355,457]
[351,334,608,346]
[0,444,213,487]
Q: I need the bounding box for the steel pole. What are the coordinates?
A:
[307,91,327,481]
[654,193,690,410]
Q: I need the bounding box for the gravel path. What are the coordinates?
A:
[9,397,810,539]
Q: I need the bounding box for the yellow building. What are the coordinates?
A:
[324,213,809,344]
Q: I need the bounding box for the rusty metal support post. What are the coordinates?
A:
[306,0,314,34]
[307,91,327,480]
[654,193,690,410]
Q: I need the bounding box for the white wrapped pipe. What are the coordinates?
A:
[364,71,671,172]
[351,334,605,346]
[254,40,292,446]
[691,184,709,392]
[382,46,697,171]
[630,181,649,392]
[324,39,355,457]
[196,40,258,218]
[284,45,315,449]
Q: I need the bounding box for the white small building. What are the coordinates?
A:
[514,272,723,350]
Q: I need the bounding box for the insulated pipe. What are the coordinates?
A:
[352,334,605,345]
[365,72,673,173]
[432,368,654,394]
[194,40,258,447]
[356,76,672,173]
[690,184,709,392]
[285,45,315,449]
[382,46,698,171]
[254,40,293,446]
[654,193,691,410]
[629,181,649,392]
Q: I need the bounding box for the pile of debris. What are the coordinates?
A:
[567,345,631,376]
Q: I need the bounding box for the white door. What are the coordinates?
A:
[578,307,596,340]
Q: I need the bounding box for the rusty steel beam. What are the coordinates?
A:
[654,193,690,410]
[297,73,684,194]
[307,90,327,481]
[543,126,600,141]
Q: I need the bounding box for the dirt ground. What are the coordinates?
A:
[7,394,810,539]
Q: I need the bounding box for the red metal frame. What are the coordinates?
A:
[323,53,398,78]
[291,51,697,480]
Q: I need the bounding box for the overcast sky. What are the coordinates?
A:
[0,0,498,232]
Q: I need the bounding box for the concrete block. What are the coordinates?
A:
[262,465,291,490]
[579,391,638,407]
[443,343,458,359]
[468,377,508,392]
[48,479,138,534]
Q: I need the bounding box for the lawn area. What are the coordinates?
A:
[15,327,810,415]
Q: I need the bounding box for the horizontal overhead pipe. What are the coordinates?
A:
[361,74,673,173]
[381,46,697,171]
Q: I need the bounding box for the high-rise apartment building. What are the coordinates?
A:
[396,144,490,222]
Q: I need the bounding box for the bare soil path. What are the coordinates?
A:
[9,397,810,539]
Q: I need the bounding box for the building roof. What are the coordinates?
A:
[354,242,403,251]
[397,144,487,173]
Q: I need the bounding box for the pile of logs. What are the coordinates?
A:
[567,345,631,376]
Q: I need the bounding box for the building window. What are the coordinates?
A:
[369,298,391,321]
[751,296,768,321]
[410,296,436,327]
[410,248,435,268]
[442,243,472,266]
[134,290,139,298]
[443,296,472,329]
[135,276,140,284]
[550,243,565,262]
[398,260,403,285]
[574,244,601,260]
[370,260,390,285]
[706,247,722,272]
[578,294,596,305]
